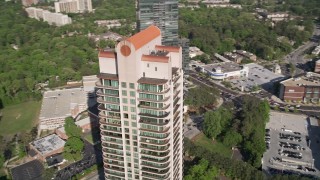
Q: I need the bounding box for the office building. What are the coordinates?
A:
[54,0,93,13]
[97,25,184,180]
[279,72,320,102]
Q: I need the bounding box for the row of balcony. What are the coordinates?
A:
[140,138,169,146]
[138,103,170,110]
[97,97,120,105]
[96,89,119,97]
[141,156,170,164]
[138,96,170,103]
[96,81,119,89]
[137,87,170,94]
[140,143,170,152]
[139,118,169,126]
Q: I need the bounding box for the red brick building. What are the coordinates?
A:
[279,72,320,102]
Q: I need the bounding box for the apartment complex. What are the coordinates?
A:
[279,72,320,102]
[54,0,93,13]
[22,0,39,7]
[97,25,184,180]
[25,7,72,26]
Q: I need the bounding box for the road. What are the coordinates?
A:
[284,24,320,74]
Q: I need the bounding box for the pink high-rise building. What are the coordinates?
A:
[97,25,184,180]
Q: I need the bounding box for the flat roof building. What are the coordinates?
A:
[279,72,320,102]
[201,62,248,80]
[29,134,65,162]
[97,25,184,179]
[25,7,72,26]
[54,0,93,13]
[39,88,87,130]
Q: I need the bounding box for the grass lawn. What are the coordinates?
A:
[84,130,100,144]
[192,133,232,157]
[0,101,41,135]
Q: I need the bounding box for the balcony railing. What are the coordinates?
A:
[139,112,170,119]
[101,132,122,139]
[105,170,125,178]
[141,172,170,180]
[96,89,119,97]
[98,104,120,112]
[103,159,124,167]
[103,138,123,145]
[138,103,170,110]
[140,139,169,146]
[139,119,169,126]
[141,167,170,175]
[140,144,170,152]
[104,154,124,161]
[140,132,170,140]
[141,161,170,170]
[138,96,170,103]
[140,127,170,134]
[104,165,125,173]
[96,81,119,89]
[102,143,123,150]
[97,97,120,105]
[102,148,123,156]
[137,87,170,94]
[100,119,121,127]
[141,150,170,158]
[141,156,170,164]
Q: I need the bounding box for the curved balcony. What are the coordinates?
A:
[141,161,170,170]
[140,132,170,140]
[96,81,119,89]
[100,119,121,127]
[141,167,170,176]
[96,89,119,97]
[102,150,123,157]
[105,174,123,180]
[102,143,123,151]
[140,127,170,134]
[142,172,170,180]
[138,88,170,94]
[97,97,120,105]
[103,154,124,162]
[141,150,170,158]
[139,118,169,126]
[140,138,169,146]
[101,127,122,133]
[99,112,121,119]
[102,138,123,145]
[138,103,170,110]
[141,156,170,164]
[138,96,170,103]
[140,144,170,152]
[98,104,120,112]
[101,131,122,139]
[105,170,125,179]
[139,112,170,119]
[173,90,181,100]
[103,159,124,167]
[104,165,125,173]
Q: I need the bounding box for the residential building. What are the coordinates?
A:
[312,45,320,55]
[29,134,65,162]
[235,50,257,61]
[39,88,87,130]
[224,52,243,63]
[201,62,249,80]
[315,60,320,73]
[259,12,290,22]
[22,0,39,6]
[94,19,124,29]
[202,0,229,3]
[137,0,179,45]
[279,72,320,102]
[54,0,92,13]
[25,7,72,26]
[97,25,184,180]
[189,46,204,58]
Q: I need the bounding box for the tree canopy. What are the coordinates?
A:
[64,117,82,138]
[185,86,219,109]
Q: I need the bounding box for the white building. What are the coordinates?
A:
[201,62,249,80]
[39,88,87,130]
[97,25,184,179]
[25,7,72,26]
[94,19,124,29]
[54,0,93,13]
[189,46,204,58]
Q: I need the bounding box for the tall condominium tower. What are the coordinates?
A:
[97,25,184,180]
[137,0,179,45]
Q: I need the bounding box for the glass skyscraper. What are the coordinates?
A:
[137,0,179,45]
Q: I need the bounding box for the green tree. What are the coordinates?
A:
[185,86,219,109]
[222,130,243,147]
[63,137,84,162]
[64,117,81,138]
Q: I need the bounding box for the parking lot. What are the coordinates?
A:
[262,111,320,177]
[229,63,285,92]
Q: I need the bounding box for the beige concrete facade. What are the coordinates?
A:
[25,7,72,26]
[55,0,93,13]
[97,25,184,180]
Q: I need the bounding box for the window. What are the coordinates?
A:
[126,146,130,150]
[130,107,136,112]
[131,114,136,120]
[123,106,128,111]
[122,90,127,96]
[121,82,127,88]
[129,83,135,89]
[122,98,128,104]
[132,122,137,127]
[130,99,136,105]
[132,129,137,134]
[124,121,129,126]
[130,91,135,97]
[123,113,128,119]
